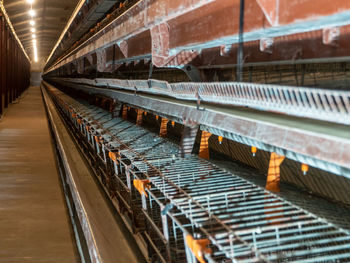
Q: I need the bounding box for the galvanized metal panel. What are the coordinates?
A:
[46,83,350,262]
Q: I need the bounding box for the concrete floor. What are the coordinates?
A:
[0,87,79,262]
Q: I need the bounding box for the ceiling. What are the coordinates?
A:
[3,0,80,69]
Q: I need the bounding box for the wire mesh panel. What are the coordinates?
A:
[47,85,350,263]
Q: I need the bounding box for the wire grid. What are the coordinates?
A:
[48,86,350,263]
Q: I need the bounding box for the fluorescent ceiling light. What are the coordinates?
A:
[33,45,38,62]
[32,34,36,38]
[30,20,35,26]
[29,9,35,17]
[26,0,35,4]
[30,28,36,33]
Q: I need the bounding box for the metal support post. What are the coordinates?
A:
[159,117,168,137]
[199,130,212,160]
[266,152,285,192]
[136,109,143,125]
[179,124,198,158]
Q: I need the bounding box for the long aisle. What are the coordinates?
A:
[0,87,79,262]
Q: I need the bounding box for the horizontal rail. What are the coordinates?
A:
[45,80,350,182]
[54,77,350,126]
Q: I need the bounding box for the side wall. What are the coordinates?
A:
[0,14,31,116]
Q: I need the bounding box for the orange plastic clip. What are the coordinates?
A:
[94,136,103,144]
[133,179,151,197]
[301,163,309,175]
[185,235,212,263]
[109,151,118,163]
[251,146,257,156]
[77,119,82,125]
[218,136,223,144]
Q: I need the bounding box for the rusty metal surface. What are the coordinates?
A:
[44,0,350,74]
[45,0,215,72]
[44,80,350,181]
[45,0,117,68]
[0,11,30,116]
[45,83,350,262]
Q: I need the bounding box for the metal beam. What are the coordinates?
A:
[52,77,350,126]
[43,80,350,179]
[45,0,350,74]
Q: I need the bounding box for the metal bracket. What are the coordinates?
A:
[179,123,199,158]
